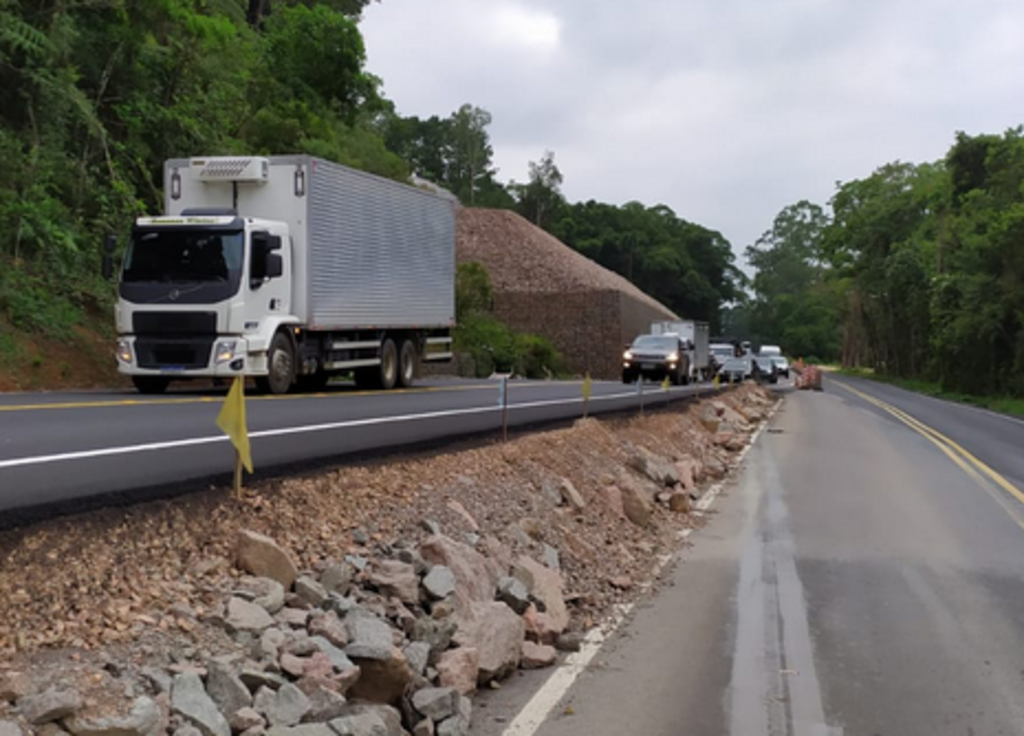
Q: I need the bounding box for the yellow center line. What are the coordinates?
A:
[836,380,1024,528]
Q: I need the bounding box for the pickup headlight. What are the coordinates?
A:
[116,339,133,364]
[623,350,634,360]
[667,352,679,362]
[215,340,238,365]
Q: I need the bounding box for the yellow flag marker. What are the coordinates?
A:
[217,376,253,497]
[661,376,671,391]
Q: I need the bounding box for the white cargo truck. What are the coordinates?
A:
[650,320,711,381]
[108,156,455,394]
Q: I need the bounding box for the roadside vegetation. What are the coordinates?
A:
[454,263,565,379]
[0,0,740,389]
[742,128,1024,403]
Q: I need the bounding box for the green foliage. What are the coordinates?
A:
[512,150,565,229]
[745,201,841,361]
[455,262,493,322]
[548,200,743,330]
[454,262,564,378]
[381,103,514,209]
[513,333,564,378]
[754,127,1024,399]
[0,0,408,340]
[454,312,517,377]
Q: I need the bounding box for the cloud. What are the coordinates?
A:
[361,0,1024,259]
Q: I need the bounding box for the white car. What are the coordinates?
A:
[770,355,790,378]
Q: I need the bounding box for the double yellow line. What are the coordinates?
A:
[837,381,1024,529]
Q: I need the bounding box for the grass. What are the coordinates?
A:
[836,367,1024,419]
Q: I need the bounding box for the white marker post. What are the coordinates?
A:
[637,377,644,416]
[498,377,509,442]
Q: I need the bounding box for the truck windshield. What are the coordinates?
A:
[123,229,244,283]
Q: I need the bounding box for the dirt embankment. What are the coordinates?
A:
[0,385,774,736]
[0,315,125,393]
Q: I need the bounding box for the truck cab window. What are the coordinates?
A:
[123,230,244,284]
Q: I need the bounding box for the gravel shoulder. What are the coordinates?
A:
[0,385,775,736]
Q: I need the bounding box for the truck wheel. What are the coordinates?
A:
[132,376,170,395]
[256,331,295,395]
[378,338,398,390]
[397,339,418,388]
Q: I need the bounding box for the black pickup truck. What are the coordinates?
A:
[621,334,691,384]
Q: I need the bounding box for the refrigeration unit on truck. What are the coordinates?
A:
[108,156,455,395]
[650,320,711,381]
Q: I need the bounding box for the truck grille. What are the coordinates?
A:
[135,338,214,370]
[133,311,217,337]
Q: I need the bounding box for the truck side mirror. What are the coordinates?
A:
[101,234,117,280]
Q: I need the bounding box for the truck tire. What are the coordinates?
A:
[256,331,295,395]
[376,338,399,390]
[397,339,418,388]
[132,376,170,395]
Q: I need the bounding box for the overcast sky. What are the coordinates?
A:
[360,0,1024,264]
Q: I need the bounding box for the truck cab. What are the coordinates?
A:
[115,213,294,394]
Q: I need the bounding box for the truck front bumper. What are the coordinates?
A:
[116,335,264,377]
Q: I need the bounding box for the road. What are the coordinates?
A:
[0,378,720,516]
[475,374,1024,736]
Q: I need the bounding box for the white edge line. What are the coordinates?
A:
[500,396,781,735]
[0,386,722,471]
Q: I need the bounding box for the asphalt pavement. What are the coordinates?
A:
[474,374,1024,736]
[0,377,721,515]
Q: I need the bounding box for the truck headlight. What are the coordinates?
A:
[116,339,133,364]
[215,340,238,365]
[623,350,633,360]
[667,352,679,362]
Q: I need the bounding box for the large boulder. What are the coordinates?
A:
[435,649,479,696]
[512,557,568,634]
[419,536,497,618]
[627,447,680,487]
[453,601,524,683]
[19,689,82,725]
[411,688,458,722]
[344,610,395,661]
[226,597,275,633]
[520,641,557,669]
[368,561,419,605]
[205,657,252,719]
[253,684,310,728]
[236,530,298,589]
[171,674,230,736]
[345,649,413,705]
[619,483,652,528]
[421,566,456,601]
[63,697,162,736]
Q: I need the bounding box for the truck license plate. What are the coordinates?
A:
[641,362,656,370]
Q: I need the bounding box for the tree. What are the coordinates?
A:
[513,150,565,229]
[745,201,840,360]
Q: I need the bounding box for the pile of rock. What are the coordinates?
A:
[0,525,588,736]
[0,386,778,736]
